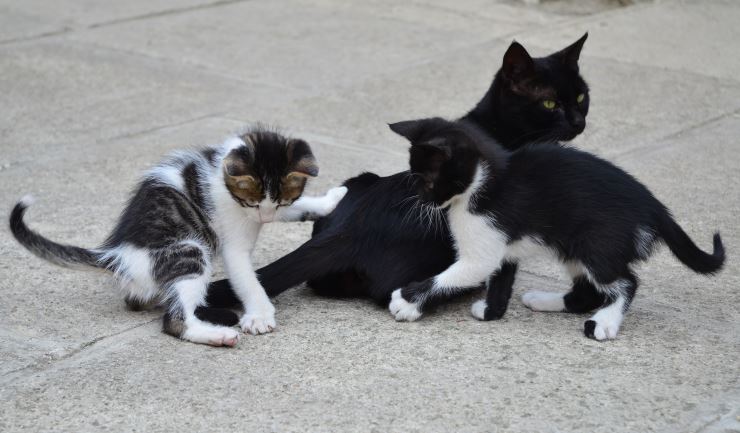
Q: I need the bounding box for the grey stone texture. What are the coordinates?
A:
[1,1,738,432]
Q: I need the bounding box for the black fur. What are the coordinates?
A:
[393,117,724,336]
[205,35,594,309]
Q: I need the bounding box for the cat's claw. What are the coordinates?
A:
[389,289,422,322]
[240,313,276,335]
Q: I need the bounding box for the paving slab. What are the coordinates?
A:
[0,0,738,432]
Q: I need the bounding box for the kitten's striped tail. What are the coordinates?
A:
[9,196,107,270]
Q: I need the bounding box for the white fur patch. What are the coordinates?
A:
[276,186,348,221]
[594,278,631,300]
[148,164,185,192]
[635,225,657,259]
[389,289,422,322]
[100,243,158,303]
[433,164,507,294]
[521,291,566,312]
[182,321,240,347]
[471,299,487,320]
[19,194,36,207]
[588,297,626,340]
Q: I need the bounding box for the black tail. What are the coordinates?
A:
[658,214,725,275]
[9,196,105,269]
[260,232,353,297]
[204,232,352,309]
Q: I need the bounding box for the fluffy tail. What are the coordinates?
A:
[9,196,106,269]
[658,213,725,275]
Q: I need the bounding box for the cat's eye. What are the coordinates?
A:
[543,100,557,110]
[577,93,585,103]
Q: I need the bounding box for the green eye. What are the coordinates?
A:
[543,100,556,110]
[577,93,585,103]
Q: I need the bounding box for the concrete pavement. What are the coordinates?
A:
[1,1,738,432]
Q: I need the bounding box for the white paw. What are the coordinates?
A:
[389,289,422,322]
[585,298,626,341]
[240,312,276,335]
[323,186,348,213]
[585,318,620,341]
[521,290,565,312]
[471,299,487,320]
[183,323,240,347]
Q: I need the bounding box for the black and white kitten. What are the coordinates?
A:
[387,117,725,340]
[10,128,347,346]
[205,35,590,308]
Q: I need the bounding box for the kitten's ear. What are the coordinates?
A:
[286,139,319,178]
[556,32,588,70]
[389,117,444,142]
[389,119,426,142]
[223,149,258,189]
[502,41,535,83]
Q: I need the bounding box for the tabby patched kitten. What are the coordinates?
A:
[10,128,347,346]
[388,118,724,340]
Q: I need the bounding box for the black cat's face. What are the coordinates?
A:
[390,118,481,206]
[496,33,590,143]
[223,129,318,222]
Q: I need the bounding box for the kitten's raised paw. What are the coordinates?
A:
[324,186,348,212]
[389,289,422,322]
[522,290,565,312]
[240,313,276,335]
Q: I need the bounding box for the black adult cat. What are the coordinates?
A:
[387,117,724,340]
[204,34,591,312]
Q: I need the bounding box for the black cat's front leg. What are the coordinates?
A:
[389,259,499,321]
[471,261,518,321]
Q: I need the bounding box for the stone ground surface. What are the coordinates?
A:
[1,0,738,432]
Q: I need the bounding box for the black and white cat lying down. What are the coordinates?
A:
[10,128,347,346]
[204,34,592,310]
[388,117,725,340]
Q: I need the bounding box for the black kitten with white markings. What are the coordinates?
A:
[388,117,724,340]
[205,35,591,309]
[10,128,347,346]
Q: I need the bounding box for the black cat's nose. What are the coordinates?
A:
[569,112,586,132]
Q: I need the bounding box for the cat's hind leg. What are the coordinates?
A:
[582,271,638,341]
[156,241,239,347]
[521,261,606,313]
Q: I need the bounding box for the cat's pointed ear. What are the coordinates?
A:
[389,119,427,143]
[556,32,588,70]
[389,118,445,143]
[286,139,318,178]
[502,41,535,83]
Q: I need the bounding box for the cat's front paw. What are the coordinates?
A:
[240,314,276,335]
[240,308,276,335]
[322,186,348,214]
[389,289,422,322]
[471,299,508,320]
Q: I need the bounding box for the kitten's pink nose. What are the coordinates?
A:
[258,207,276,223]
